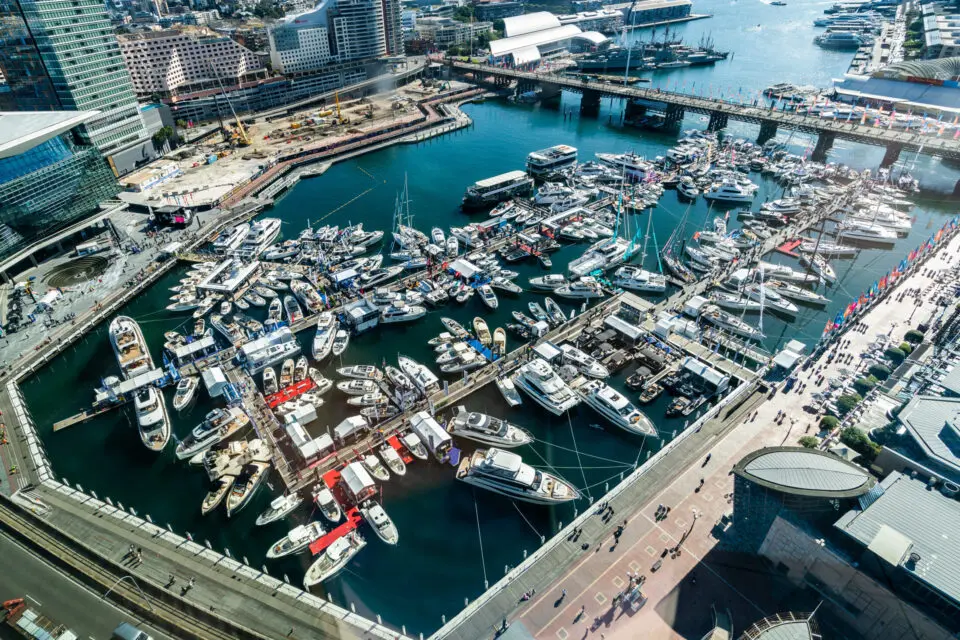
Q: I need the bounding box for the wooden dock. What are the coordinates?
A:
[52,407,113,431]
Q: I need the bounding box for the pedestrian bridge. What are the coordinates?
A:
[447,61,960,165]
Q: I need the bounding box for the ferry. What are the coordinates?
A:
[237,218,282,260]
[266,522,325,559]
[256,493,304,526]
[526,145,578,177]
[462,170,535,210]
[212,223,249,254]
[109,316,153,379]
[613,265,667,293]
[303,531,366,587]
[512,358,580,415]
[448,406,533,448]
[135,386,170,451]
[175,407,251,460]
[456,447,579,505]
[579,379,658,437]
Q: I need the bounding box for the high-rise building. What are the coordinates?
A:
[0,111,119,259]
[118,28,265,100]
[268,1,336,75]
[331,0,386,61]
[0,0,150,157]
[382,0,403,55]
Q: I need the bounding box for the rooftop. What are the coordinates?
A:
[834,470,960,605]
[0,111,99,159]
[896,394,960,479]
[733,447,875,498]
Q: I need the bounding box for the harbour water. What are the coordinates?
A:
[21,2,960,636]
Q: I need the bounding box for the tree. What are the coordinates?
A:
[884,346,906,364]
[868,363,892,380]
[175,119,187,129]
[453,5,473,22]
[151,125,174,150]
[840,426,881,462]
[253,0,283,19]
[904,329,925,344]
[493,18,505,32]
[836,392,863,416]
[798,436,820,449]
[853,377,877,396]
[899,342,913,355]
[820,415,840,430]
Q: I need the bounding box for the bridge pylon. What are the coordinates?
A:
[580,89,601,116]
[811,131,835,163]
[707,112,729,132]
[664,104,684,126]
[881,143,903,168]
[757,120,779,145]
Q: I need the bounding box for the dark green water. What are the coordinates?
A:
[23,2,960,634]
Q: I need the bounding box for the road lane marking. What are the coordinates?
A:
[26,594,42,606]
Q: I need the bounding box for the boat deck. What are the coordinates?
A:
[264,378,316,409]
[775,238,803,257]
[308,507,362,555]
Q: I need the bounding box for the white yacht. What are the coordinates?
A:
[529,274,568,291]
[359,502,399,546]
[448,406,533,448]
[456,448,579,504]
[526,144,578,177]
[579,379,658,437]
[212,223,249,254]
[512,358,580,415]
[237,218,282,260]
[711,290,762,312]
[266,522,325,559]
[744,283,799,316]
[175,407,250,460]
[613,265,666,293]
[380,301,427,324]
[135,386,170,452]
[255,494,304,526]
[798,239,858,257]
[398,355,440,397]
[312,312,337,360]
[703,180,755,203]
[835,220,897,244]
[303,531,366,587]
[568,237,636,277]
[534,182,578,205]
[479,284,498,310]
[560,344,610,378]
[109,316,153,379]
[765,279,830,305]
[555,276,605,300]
[595,152,655,181]
[700,304,765,341]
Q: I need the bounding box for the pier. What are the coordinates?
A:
[446,61,960,164]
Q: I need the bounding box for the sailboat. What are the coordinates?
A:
[613,201,666,293]
[660,206,697,283]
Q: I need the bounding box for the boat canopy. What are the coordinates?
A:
[532,341,562,363]
[334,415,369,441]
[342,461,376,500]
[604,315,644,342]
[171,335,216,361]
[410,411,452,458]
[201,367,229,397]
[447,259,481,280]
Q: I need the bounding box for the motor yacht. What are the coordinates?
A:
[448,406,532,448]
[363,454,391,482]
[512,358,580,415]
[613,265,666,293]
[303,531,366,587]
[529,274,569,291]
[568,238,636,277]
[378,444,406,476]
[109,316,153,379]
[175,407,250,460]
[703,180,755,203]
[579,379,658,437]
[473,317,492,345]
[331,330,350,357]
[262,367,278,395]
[312,312,337,360]
[555,276,605,300]
[337,379,379,396]
[226,461,270,517]
[256,493,304,526]
[479,285,498,310]
[313,486,342,523]
[398,355,440,396]
[266,522,325,559]
[456,448,579,504]
[135,386,170,452]
[201,476,235,515]
[283,295,304,324]
[496,377,523,407]
[237,218,282,260]
[172,375,199,411]
[360,502,399,545]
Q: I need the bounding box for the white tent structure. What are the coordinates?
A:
[490,12,608,65]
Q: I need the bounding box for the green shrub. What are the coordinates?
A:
[904,329,924,344]
[836,393,863,416]
[840,426,881,462]
[868,364,892,380]
[884,347,906,364]
[820,415,840,430]
[854,377,877,395]
[899,342,913,355]
[798,436,820,449]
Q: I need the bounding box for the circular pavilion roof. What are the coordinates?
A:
[733,447,875,498]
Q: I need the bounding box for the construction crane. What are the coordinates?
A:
[207,59,251,146]
[333,91,349,126]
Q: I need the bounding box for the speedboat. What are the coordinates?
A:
[262,367,278,395]
[479,285,498,310]
[380,301,427,324]
[312,312,337,360]
[363,454,391,482]
[529,274,568,291]
[266,522,325,559]
[378,444,406,476]
[512,358,580,415]
[256,493,304,526]
[284,295,304,324]
[448,406,532,448]
[401,431,429,460]
[337,379,379,395]
[337,365,383,381]
[440,317,472,340]
[560,344,610,378]
[579,379,658,437]
[493,327,507,355]
[313,486,342,523]
[496,376,523,407]
[303,531,366,587]
[360,502,399,546]
[280,358,295,387]
[431,227,445,246]
[201,476,235,515]
[473,317,492,346]
[226,461,270,517]
[293,356,308,382]
[544,298,566,326]
[399,355,440,396]
[308,368,333,395]
[346,392,387,407]
[440,350,484,373]
[172,376,199,411]
[456,448,579,504]
[331,330,350,357]
[135,386,170,452]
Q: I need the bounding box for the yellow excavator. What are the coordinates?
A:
[333,91,350,125]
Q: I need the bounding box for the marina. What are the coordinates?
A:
[5,2,960,636]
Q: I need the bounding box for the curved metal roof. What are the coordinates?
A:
[0,111,99,159]
[503,11,561,38]
[489,26,608,61]
[876,57,960,81]
[734,447,874,498]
